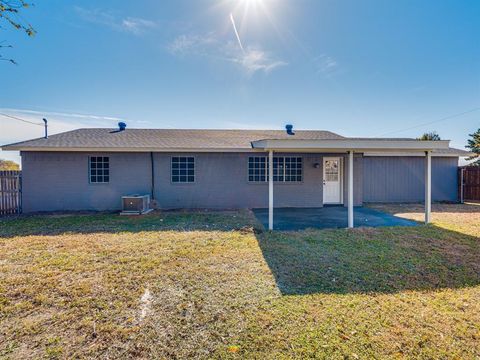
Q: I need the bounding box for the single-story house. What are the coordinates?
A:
[2,124,470,229]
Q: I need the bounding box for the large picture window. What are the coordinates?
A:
[248,156,302,183]
[89,156,109,183]
[171,157,195,183]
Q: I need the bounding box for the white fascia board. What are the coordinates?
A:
[363,151,465,157]
[251,139,450,151]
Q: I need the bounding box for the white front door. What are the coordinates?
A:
[323,157,342,204]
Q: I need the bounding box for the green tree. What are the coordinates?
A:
[1,1,36,64]
[0,159,20,170]
[466,128,480,166]
[418,131,441,141]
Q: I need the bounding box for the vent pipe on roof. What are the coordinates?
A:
[118,122,127,131]
[43,118,48,139]
[285,124,295,135]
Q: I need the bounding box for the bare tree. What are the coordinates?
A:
[0,0,36,64]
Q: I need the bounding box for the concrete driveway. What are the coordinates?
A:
[252,206,419,231]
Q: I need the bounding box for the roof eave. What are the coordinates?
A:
[1,146,263,153]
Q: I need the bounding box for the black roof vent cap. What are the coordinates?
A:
[118,122,127,131]
[285,124,295,135]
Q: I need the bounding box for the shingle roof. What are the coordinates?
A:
[1,128,471,156]
[2,128,345,150]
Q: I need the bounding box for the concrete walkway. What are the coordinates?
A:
[252,206,418,231]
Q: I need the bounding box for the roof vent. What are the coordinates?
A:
[285,124,295,135]
[118,122,127,131]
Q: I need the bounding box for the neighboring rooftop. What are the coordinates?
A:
[1,128,471,156]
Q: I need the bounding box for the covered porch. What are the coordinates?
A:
[251,138,451,230]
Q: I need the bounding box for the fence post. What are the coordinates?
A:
[460,168,464,204]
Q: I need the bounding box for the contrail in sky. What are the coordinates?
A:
[230,13,245,53]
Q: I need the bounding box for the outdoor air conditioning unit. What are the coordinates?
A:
[120,194,153,215]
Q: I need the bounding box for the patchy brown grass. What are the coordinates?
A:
[1,205,480,359]
[368,202,480,237]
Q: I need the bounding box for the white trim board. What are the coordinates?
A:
[251,139,450,151]
[363,152,469,157]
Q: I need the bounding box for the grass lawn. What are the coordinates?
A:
[1,205,479,359]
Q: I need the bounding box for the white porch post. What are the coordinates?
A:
[268,150,274,230]
[348,150,354,228]
[425,150,432,224]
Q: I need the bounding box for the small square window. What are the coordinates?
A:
[89,156,109,183]
[172,157,195,183]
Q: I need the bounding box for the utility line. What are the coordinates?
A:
[377,107,480,137]
[0,112,44,126]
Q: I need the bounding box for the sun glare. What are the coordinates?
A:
[239,0,265,7]
[213,0,283,47]
[231,0,273,18]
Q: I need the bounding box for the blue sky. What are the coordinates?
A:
[1,0,479,163]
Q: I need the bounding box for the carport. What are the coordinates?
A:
[250,138,450,230]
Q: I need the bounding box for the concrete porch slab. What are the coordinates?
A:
[252,206,419,231]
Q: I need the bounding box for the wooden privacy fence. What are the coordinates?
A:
[0,170,21,215]
[459,167,480,202]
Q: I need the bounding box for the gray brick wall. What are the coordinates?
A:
[20,151,457,212]
[21,152,337,212]
[21,152,151,212]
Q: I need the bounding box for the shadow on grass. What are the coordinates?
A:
[257,225,480,295]
[3,208,480,297]
[0,210,262,238]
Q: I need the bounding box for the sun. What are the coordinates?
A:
[214,0,276,20]
[213,0,281,40]
[239,0,265,6]
[227,0,273,17]
[238,0,269,13]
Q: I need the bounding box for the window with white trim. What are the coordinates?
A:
[171,157,195,183]
[89,156,109,183]
[248,156,302,182]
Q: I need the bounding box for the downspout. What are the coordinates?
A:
[150,152,155,200]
